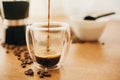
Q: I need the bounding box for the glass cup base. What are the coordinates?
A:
[34,62,62,70]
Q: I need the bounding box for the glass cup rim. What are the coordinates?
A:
[27,21,69,31]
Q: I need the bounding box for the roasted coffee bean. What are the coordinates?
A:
[39,71,51,78]
[22,60,28,64]
[18,57,21,60]
[21,65,26,68]
[25,52,28,54]
[101,42,105,45]
[16,48,20,51]
[44,73,51,77]
[37,71,41,75]
[29,57,32,60]
[41,72,48,76]
[1,43,6,47]
[6,45,10,49]
[25,70,30,75]
[6,45,15,50]
[42,72,51,77]
[19,49,24,52]
[79,40,85,43]
[20,59,25,62]
[14,50,17,55]
[28,69,34,76]
[39,74,44,78]
[6,50,9,54]
[6,46,10,49]
[25,57,28,59]
[21,63,26,68]
[14,51,21,56]
[22,48,27,51]
[24,69,34,76]
[9,45,15,49]
[15,53,20,57]
[24,51,29,54]
[14,53,17,56]
[27,60,33,64]
[24,54,30,59]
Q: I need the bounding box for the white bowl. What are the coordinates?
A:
[70,16,109,41]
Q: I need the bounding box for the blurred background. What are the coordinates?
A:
[0,0,120,20]
[29,0,120,19]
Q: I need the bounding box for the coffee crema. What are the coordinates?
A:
[35,54,61,67]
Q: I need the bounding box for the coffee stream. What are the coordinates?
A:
[35,0,61,68]
[47,0,50,52]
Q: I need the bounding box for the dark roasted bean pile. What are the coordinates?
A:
[24,69,51,78]
[41,71,51,78]
[1,43,33,68]
[37,70,51,78]
[1,43,52,79]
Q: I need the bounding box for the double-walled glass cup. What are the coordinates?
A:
[26,22,71,70]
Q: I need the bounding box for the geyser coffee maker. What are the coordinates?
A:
[0,0,29,45]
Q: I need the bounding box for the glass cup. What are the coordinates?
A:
[26,22,71,70]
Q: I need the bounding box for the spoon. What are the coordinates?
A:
[84,12,115,20]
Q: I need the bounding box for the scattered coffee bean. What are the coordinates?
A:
[39,74,44,78]
[79,40,85,43]
[44,73,51,77]
[22,48,28,51]
[41,71,48,76]
[6,46,10,49]
[27,60,33,64]
[24,51,29,54]
[16,47,20,51]
[37,71,41,75]
[6,50,9,54]
[101,42,105,45]
[28,69,34,76]
[17,54,21,57]
[1,44,53,79]
[21,63,26,68]
[22,60,28,64]
[24,53,30,59]
[38,71,51,78]
[1,43,6,47]
[25,70,30,75]
[18,57,21,60]
[19,49,24,53]
[24,69,34,76]
[9,45,15,49]
[14,51,21,57]
[6,45,15,50]
[45,74,51,77]
[20,59,25,62]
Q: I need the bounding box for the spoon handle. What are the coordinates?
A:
[96,12,115,19]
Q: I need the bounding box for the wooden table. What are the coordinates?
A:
[0,18,120,80]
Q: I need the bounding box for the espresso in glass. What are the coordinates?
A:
[26,22,71,70]
[35,51,61,68]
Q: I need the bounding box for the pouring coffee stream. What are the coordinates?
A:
[47,0,50,52]
[84,12,115,20]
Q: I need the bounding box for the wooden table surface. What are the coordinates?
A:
[0,17,120,80]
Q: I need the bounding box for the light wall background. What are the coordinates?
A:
[30,0,120,18]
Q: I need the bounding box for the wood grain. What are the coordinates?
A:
[0,19,120,80]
